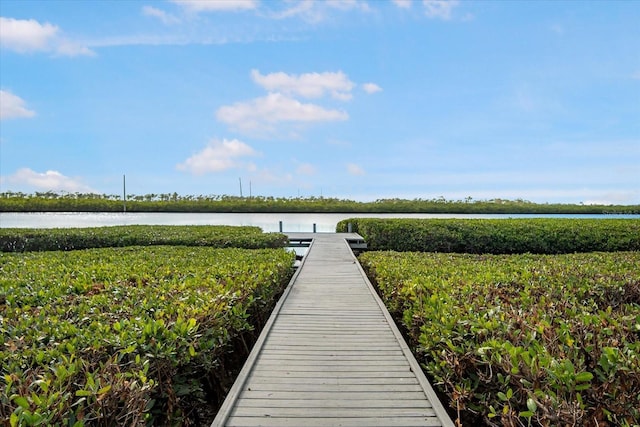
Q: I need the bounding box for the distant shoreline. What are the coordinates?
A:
[1,193,639,215]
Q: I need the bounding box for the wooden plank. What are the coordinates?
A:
[258,344,403,351]
[259,346,402,351]
[265,337,398,342]
[252,361,411,369]
[226,416,443,427]
[257,354,407,361]
[249,371,418,379]
[272,320,387,326]
[263,331,397,336]
[235,391,428,400]
[234,398,432,408]
[273,321,387,326]
[245,376,420,385]
[242,383,424,392]
[231,407,437,417]
[252,366,412,373]
[267,330,394,335]
[210,233,454,427]
[259,349,404,356]
[263,338,401,346]
[259,350,404,356]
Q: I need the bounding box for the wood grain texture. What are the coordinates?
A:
[211,233,454,427]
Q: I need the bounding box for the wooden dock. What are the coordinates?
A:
[212,233,454,427]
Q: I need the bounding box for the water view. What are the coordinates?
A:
[1,211,638,232]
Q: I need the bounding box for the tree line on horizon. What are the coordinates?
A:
[0,191,638,214]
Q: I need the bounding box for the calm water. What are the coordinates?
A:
[1,212,638,232]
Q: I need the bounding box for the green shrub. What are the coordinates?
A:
[0,225,287,252]
[1,246,295,426]
[3,192,639,214]
[337,218,640,253]
[360,250,640,427]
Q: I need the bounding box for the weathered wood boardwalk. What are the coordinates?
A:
[212,233,454,427]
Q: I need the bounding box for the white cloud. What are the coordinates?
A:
[347,163,366,176]
[54,40,94,57]
[142,5,181,25]
[251,69,355,100]
[84,34,192,48]
[271,1,318,20]
[422,0,459,20]
[362,82,382,94]
[271,0,370,22]
[3,168,95,192]
[176,138,258,175]
[393,1,461,20]
[0,17,58,53]
[0,90,36,120]
[170,0,258,12]
[393,0,412,8]
[0,17,94,56]
[326,0,371,13]
[216,93,348,133]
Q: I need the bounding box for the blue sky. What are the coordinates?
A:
[1,0,639,204]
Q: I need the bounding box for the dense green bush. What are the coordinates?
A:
[1,246,295,426]
[337,218,640,253]
[0,225,287,252]
[2,192,639,214]
[360,250,640,426]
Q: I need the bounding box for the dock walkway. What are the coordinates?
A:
[212,233,454,427]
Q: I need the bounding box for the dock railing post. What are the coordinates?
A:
[347,222,353,233]
[313,223,316,233]
[279,221,283,232]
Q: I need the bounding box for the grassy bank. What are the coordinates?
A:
[344,218,640,426]
[0,225,287,252]
[2,192,639,214]
[360,250,640,426]
[1,226,294,426]
[337,218,640,253]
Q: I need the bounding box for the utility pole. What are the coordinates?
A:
[123,174,127,213]
[239,177,243,198]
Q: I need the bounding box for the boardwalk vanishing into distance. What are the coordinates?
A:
[212,233,454,427]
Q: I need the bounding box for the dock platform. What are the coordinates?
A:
[211,233,454,427]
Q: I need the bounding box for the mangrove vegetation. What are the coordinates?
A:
[1,191,638,214]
